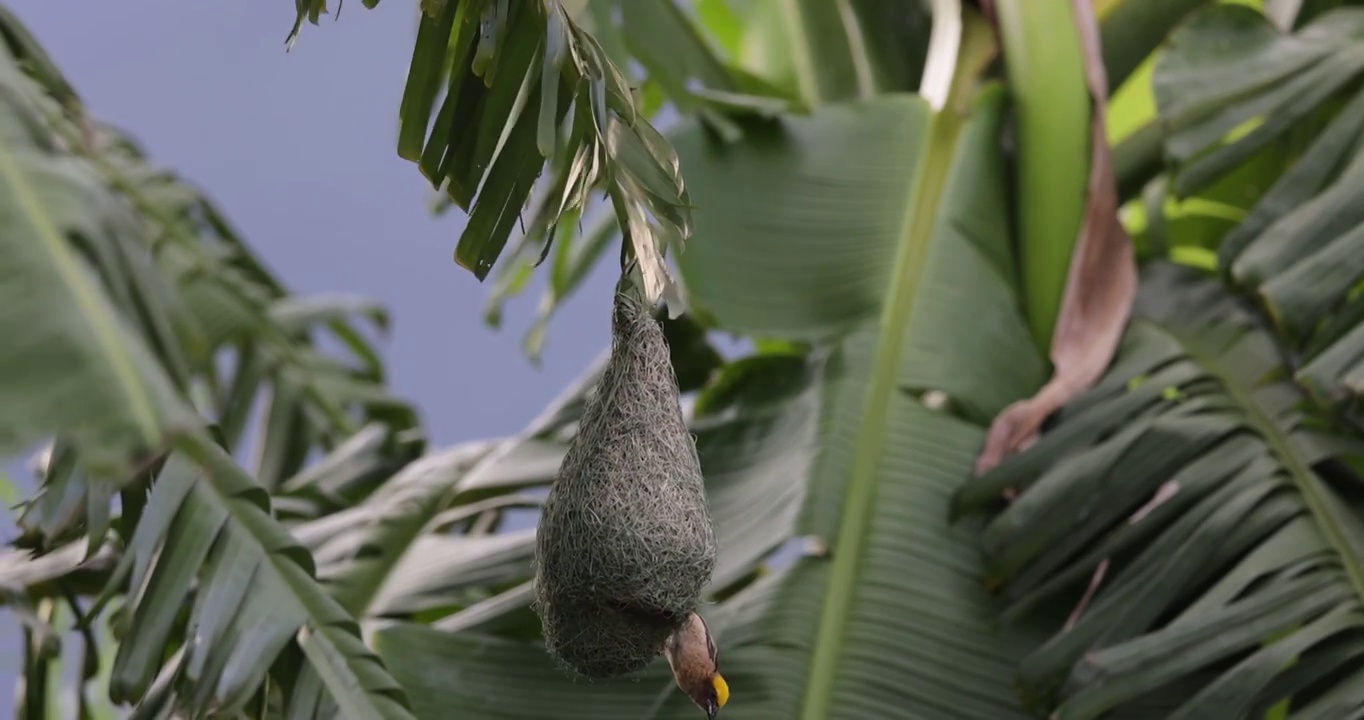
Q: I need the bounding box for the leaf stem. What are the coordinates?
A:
[798,7,993,719]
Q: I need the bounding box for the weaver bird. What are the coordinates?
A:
[662,612,729,719]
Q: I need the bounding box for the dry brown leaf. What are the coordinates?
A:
[974,0,1138,477]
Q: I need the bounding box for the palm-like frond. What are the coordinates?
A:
[1220,102,1364,417]
[86,121,420,482]
[12,97,420,533]
[471,0,759,356]
[107,439,416,720]
[1152,5,1364,197]
[13,113,420,541]
[1147,5,1364,423]
[954,262,1364,719]
[0,10,420,718]
[385,0,694,314]
[0,15,189,477]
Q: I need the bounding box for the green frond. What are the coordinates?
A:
[956,263,1364,719]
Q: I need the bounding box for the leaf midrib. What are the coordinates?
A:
[1170,325,1364,613]
[796,94,971,720]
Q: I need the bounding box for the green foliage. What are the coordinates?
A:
[1153,4,1364,198]
[368,72,1052,719]
[296,0,707,320]
[297,0,936,359]
[10,1,1364,720]
[0,7,421,717]
[961,3,1364,717]
[956,263,1364,719]
[1140,4,1364,416]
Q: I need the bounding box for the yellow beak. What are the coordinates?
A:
[713,674,730,709]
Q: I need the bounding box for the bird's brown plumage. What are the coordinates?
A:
[661,612,728,719]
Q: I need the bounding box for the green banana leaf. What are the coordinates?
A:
[383,0,697,314]
[1148,4,1364,419]
[955,262,1364,720]
[1153,4,1364,197]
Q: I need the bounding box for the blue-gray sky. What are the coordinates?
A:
[4,0,621,708]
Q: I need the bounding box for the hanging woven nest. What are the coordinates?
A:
[533,278,716,680]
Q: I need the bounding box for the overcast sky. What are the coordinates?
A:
[3,0,624,708]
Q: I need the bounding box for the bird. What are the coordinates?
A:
[661,611,730,719]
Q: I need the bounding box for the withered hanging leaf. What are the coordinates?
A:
[975,0,1137,475]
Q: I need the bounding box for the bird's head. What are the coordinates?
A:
[661,612,729,719]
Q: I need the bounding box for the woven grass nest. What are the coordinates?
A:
[533,281,716,680]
